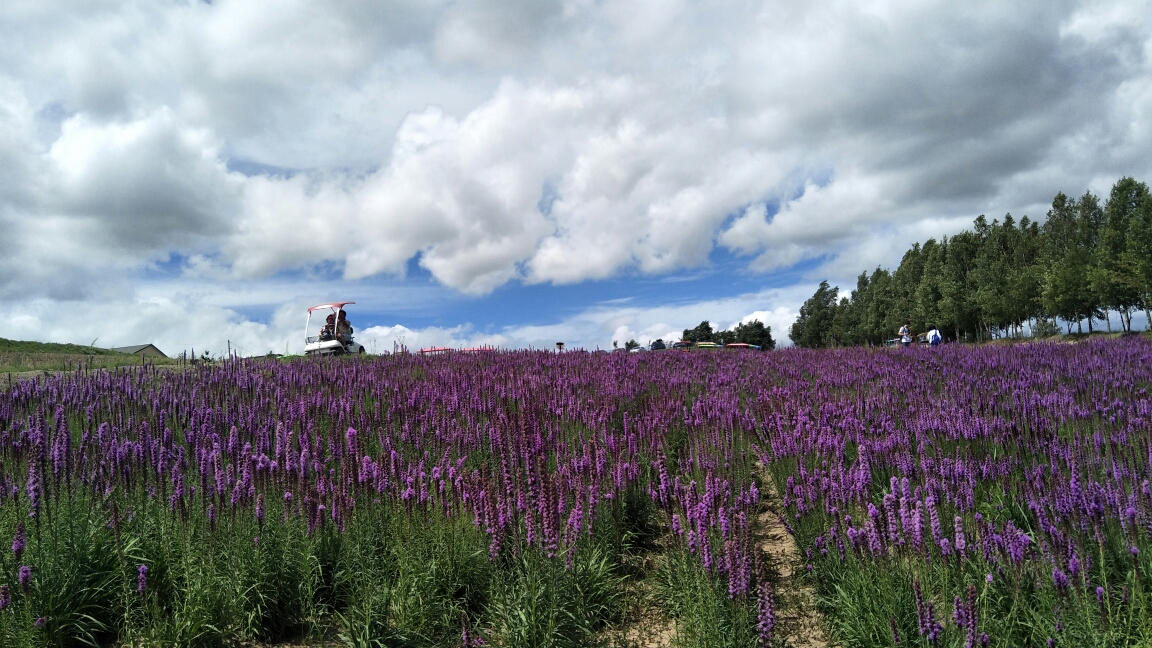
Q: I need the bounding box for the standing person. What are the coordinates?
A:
[898,322,911,347]
[927,324,942,347]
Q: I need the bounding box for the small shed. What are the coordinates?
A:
[111,344,168,358]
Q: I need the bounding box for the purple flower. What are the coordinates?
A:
[34,616,46,629]
[1052,568,1068,593]
[25,462,40,517]
[12,522,25,561]
[0,584,9,610]
[924,600,942,646]
[913,579,927,635]
[137,564,148,594]
[965,584,978,648]
[756,579,775,646]
[18,565,32,593]
[345,427,358,455]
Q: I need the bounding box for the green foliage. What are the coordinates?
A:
[683,321,715,343]
[716,320,776,350]
[654,549,758,648]
[0,338,120,355]
[682,319,776,350]
[488,544,622,648]
[793,176,1152,345]
[789,281,839,348]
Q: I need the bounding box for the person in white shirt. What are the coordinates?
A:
[898,323,911,347]
[927,325,942,347]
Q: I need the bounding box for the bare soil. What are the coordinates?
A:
[756,465,830,648]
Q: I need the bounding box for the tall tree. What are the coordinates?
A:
[682,321,715,343]
[915,239,946,334]
[973,216,1019,337]
[938,231,981,341]
[729,319,776,349]
[1008,216,1045,336]
[1042,193,1097,333]
[1092,177,1148,331]
[890,244,926,335]
[1126,190,1152,329]
[789,281,839,348]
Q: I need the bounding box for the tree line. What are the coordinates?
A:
[789,177,1152,348]
[682,319,776,349]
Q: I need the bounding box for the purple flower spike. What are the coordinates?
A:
[0,584,9,610]
[34,616,46,629]
[137,564,148,594]
[18,565,32,593]
[12,522,25,561]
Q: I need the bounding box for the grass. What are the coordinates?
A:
[0,352,181,375]
[0,336,183,375]
[0,338,122,355]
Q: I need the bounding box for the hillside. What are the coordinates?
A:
[0,337,123,355]
[1,337,178,378]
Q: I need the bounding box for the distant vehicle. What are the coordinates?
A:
[672,340,694,351]
[650,339,667,351]
[693,342,721,350]
[304,302,366,356]
[724,343,761,350]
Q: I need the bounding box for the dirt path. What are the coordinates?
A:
[609,604,676,648]
[756,465,830,648]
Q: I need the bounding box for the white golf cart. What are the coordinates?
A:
[304,302,366,356]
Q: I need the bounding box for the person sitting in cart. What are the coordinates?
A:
[321,314,336,341]
[336,311,353,343]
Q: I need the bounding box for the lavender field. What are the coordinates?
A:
[1,338,1151,647]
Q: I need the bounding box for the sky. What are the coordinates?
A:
[1,0,1150,356]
